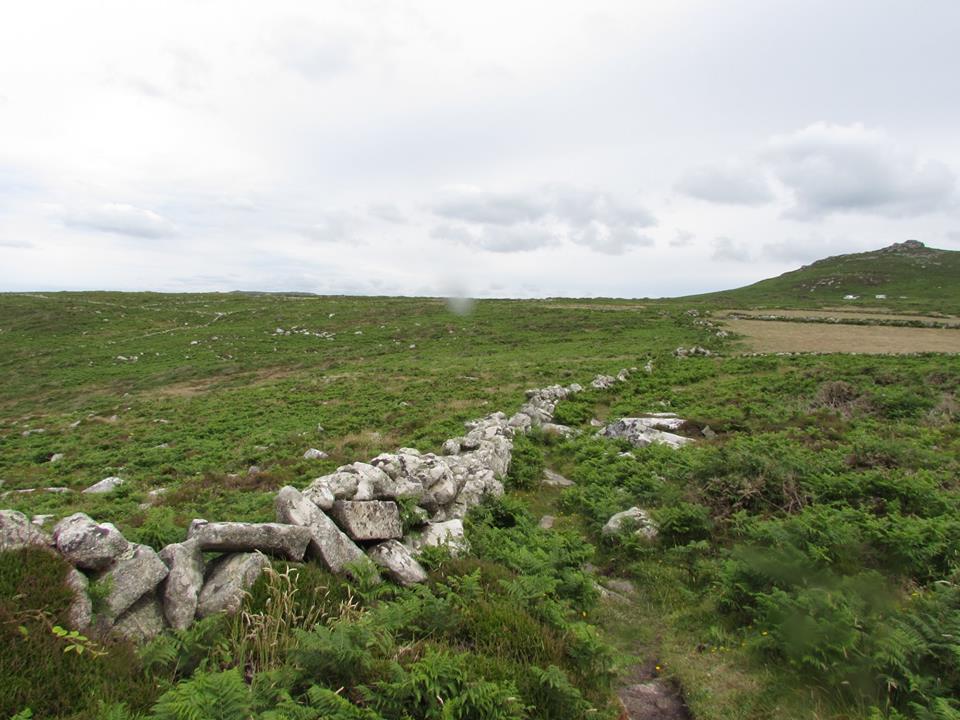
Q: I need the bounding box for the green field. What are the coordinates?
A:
[2,266,960,720]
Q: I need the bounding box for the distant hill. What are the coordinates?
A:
[685,240,960,313]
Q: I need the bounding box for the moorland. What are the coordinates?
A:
[1,241,958,720]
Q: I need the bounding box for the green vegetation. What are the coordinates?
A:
[2,273,959,718]
[686,241,960,313]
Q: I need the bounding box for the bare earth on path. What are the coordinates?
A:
[724,319,960,354]
[719,308,960,326]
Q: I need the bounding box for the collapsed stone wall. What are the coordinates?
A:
[0,370,634,643]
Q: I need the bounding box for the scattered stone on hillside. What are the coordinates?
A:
[196,552,270,618]
[32,514,54,527]
[65,567,93,630]
[539,515,555,530]
[247,465,261,475]
[673,345,711,357]
[368,540,428,585]
[591,374,617,389]
[330,500,402,541]
[316,424,325,434]
[159,538,205,630]
[540,423,576,438]
[604,577,636,595]
[112,592,166,642]
[617,368,631,382]
[644,360,654,373]
[598,418,693,450]
[187,520,311,561]
[542,469,575,488]
[568,383,583,393]
[303,448,329,460]
[49,453,65,463]
[618,451,636,459]
[507,412,533,433]
[98,543,169,621]
[0,509,52,550]
[602,507,658,540]
[82,476,124,494]
[404,519,468,557]
[590,418,604,427]
[701,425,717,440]
[275,486,367,574]
[441,439,461,455]
[53,513,130,570]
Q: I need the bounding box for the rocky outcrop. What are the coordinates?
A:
[601,507,658,540]
[597,418,694,449]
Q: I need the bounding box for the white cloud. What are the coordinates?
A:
[676,160,774,205]
[62,203,176,239]
[670,229,695,247]
[764,122,956,219]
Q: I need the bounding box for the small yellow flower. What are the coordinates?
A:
[761,631,768,636]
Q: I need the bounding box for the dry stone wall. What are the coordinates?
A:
[0,370,637,642]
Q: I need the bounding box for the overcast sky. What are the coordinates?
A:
[1,0,959,298]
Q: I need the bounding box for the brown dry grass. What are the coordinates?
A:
[721,308,960,326]
[724,319,960,354]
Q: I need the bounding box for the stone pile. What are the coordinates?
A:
[597,416,694,450]
[2,373,627,642]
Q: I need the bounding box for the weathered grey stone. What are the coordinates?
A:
[702,425,717,439]
[441,439,462,455]
[601,507,658,540]
[275,486,368,574]
[591,374,616,389]
[99,543,169,620]
[196,552,270,618]
[65,567,93,630]
[303,448,329,460]
[187,521,311,561]
[542,469,575,487]
[159,539,205,630]
[0,509,52,550]
[540,423,576,438]
[598,418,694,450]
[302,482,335,510]
[53,513,130,570]
[82,476,124,494]
[368,540,427,585]
[330,501,402,541]
[539,515,556,530]
[305,471,358,502]
[112,592,166,643]
[404,519,468,557]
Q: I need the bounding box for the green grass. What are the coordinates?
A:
[683,241,960,313]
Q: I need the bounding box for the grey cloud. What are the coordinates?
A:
[269,21,355,81]
[764,123,956,219]
[369,203,407,224]
[571,223,654,255]
[430,185,655,254]
[712,236,750,262]
[676,161,774,205]
[670,230,695,247]
[63,203,176,238]
[432,222,558,253]
[0,239,32,248]
[945,231,960,243]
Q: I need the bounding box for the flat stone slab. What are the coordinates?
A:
[159,538,205,630]
[330,500,402,541]
[187,520,311,561]
[542,469,575,487]
[404,519,468,557]
[113,592,167,643]
[99,543,169,621]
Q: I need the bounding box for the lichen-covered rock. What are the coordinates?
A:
[197,552,270,618]
[601,507,658,540]
[0,509,52,551]
[597,418,693,449]
[187,520,311,561]
[275,486,368,574]
[159,538,205,629]
[404,520,468,557]
[82,476,124,494]
[591,374,616,389]
[53,513,130,570]
[368,540,427,585]
[330,500,402,541]
[542,469,575,487]
[65,567,93,630]
[112,592,166,642]
[99,543,169,621]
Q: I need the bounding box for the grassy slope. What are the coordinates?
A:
[682,241,960,313]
